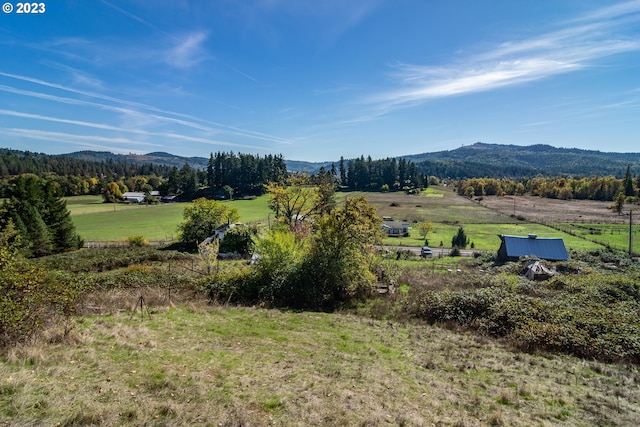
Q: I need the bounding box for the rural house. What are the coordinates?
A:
[122,191,160,203]
[382,220,410,237]
[122,192,146,203]
[497,234,569,262]
[202,223,244,244]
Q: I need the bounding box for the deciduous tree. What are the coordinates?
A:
[178,198,239,246]
[416,221,435,244]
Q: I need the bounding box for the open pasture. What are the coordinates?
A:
[68,188,618,251]
[65,195,142,215]
[70,196,272,242]
[479,194,628,224]
[384,222,602,252]
[2,306,638,426]
[349,186,519,224]
[480,195,639,253]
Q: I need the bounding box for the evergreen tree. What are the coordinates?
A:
[339,156,347,186]
[207,153,215,187]
[451,226,470,249]
[41,181,83,253]
[0,175,82,257]
[624,165,635,196]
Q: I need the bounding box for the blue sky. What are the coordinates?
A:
[1,0,639,162]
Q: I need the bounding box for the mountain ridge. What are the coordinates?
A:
[3,143,640,178]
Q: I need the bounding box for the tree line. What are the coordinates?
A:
[457,166,640,202]
[0,148,173,179]
[334,156,424,192]
[0,149,288,200]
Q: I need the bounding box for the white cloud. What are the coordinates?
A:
[165,32,209,69]
[0,109,268,151]
[370,1,640,111]
[0,72,291,145]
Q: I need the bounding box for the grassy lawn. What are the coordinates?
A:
[553,222,640,254]
[71,203,185,242]
[223,195,271,224]
[384,222,604,252]
[69,196,272,242]
[1,306,638,426]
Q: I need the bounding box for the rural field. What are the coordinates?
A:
[3,189,639,426]
[2,302,639,426]
[66,187,638,253]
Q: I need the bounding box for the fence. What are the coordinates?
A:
[84,238,176,248]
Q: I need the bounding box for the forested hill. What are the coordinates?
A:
[403,143,640,178]
[2,143,640,179]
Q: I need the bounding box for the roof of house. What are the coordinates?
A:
[382,221,409,229]
[122,192,145,198]
[499,234,569,261]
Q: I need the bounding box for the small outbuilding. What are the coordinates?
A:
[497,234,568,262]
[122,192,146,203]
[382,221,410,237]
[524,260,555,281]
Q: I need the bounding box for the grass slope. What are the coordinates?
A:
[2,306,639,426]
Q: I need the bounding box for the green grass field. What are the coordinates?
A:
[67,189,626,252]
[385,222,604,252]
[551,222,640,253]
[70,196,273,242]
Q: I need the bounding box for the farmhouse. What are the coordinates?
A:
[382,221,409,237]
[122,191,160,203]
[122,192,145,203]
[497,234,569,262]
[202,222,244,244]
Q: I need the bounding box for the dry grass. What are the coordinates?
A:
[479,195,625,224]
[1,299,639,426]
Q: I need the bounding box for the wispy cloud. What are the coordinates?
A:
[0,71,291,145]
[370,1,640,111]
[165,32,210,69]
[0,128,160,153]
[0,109,269,152]
[100,0,174,40]
[101,1,209,69]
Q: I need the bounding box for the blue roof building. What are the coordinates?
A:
[497,234,569,262]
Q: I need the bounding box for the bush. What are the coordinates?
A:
[127,235,150,247]
[34,247,193,273]
[219,226,256,256]
[0,236,81,347]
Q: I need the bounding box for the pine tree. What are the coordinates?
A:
[624,164,635,196]
[41,181,83,253]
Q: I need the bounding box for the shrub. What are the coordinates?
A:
[34,247,193,274]
[219,226,257,256]
[127,235,150,247]
[0,230,82,347]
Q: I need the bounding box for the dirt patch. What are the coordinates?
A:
[479,195,628,224]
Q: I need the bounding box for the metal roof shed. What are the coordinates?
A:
[497,234,569,262]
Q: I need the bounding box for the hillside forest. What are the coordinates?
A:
[2,148,640,202]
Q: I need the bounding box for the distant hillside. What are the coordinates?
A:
[64,151,326,173]
[66,151,210,170]
[3,143,640,179]
[403,143,640,178]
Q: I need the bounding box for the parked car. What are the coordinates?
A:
[420,246,433,258]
